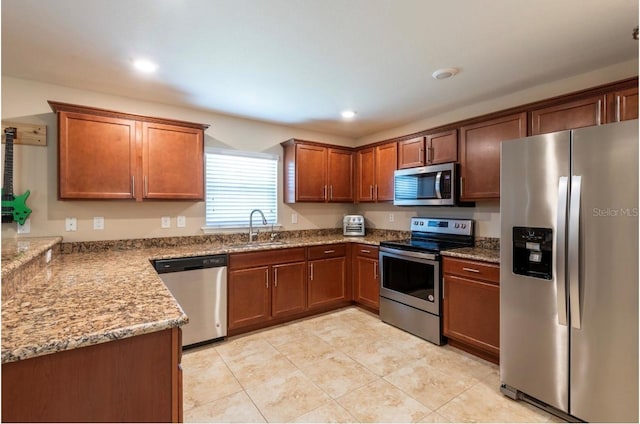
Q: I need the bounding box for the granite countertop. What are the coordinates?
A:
[1,234,389,364]
[442,246,500,264]
[1,236,62,278]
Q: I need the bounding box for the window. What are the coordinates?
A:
[204,148,278,228]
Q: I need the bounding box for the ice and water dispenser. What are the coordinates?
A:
[512,227,553,280]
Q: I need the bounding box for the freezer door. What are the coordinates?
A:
[569,121,638,423]
[500,132,570,412]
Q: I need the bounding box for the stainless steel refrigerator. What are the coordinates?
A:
[500,120,638,423]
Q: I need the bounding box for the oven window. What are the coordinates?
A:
[381,255,436,302]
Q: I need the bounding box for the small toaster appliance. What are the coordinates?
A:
[343,215,365,236]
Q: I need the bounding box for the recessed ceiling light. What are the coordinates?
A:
[133,58,158,73]
[341,110,357,119]
[432,67,459,80]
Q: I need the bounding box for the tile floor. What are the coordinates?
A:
[182,307,564,423]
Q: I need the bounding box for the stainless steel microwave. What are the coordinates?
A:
[393,162,471,206]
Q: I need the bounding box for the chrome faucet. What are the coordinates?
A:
[249,209,267,242]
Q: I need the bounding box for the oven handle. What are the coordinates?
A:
[379,246,438,261]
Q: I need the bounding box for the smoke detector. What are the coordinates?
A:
[432,68,459,80]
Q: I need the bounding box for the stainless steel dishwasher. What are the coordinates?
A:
[154,254,227,348]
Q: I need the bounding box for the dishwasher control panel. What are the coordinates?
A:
[154,254,228,273]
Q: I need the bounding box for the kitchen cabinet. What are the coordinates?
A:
[281,139,354,203]
[228,248,306,332]
[49,101,207,201]
[2,327,183,422]
[443,257,500,364]
[397,130,457,169]
[529,95,606,136]
[459,112,526,200]
[607,86,638,122]
[356,142,397,202]
[352,243,379,312]
[307,244,349,310]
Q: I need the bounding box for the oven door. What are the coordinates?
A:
[379,246,441,316]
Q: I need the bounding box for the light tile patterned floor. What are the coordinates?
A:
[183,307,565,423]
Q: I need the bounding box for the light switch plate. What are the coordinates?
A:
[17,218,31,234]
[161,216,171,228]
[291,213,298,224]
[389,213,395,223]
[176,215,186,228]
[65,217,77,232]
[93,216,105,230]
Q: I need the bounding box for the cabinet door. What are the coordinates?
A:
[295,144,327,201]
[530,95,606,135]
[356,147,376,202]
[354,256,379,310]
[142,122,204,200]
[327,148,354,202]
[228,266,270,331]
[427,129,457,164]
[397,137,425,169]
[609,87,638,122]
[272,262,307,318]
[58,112,136,199]
[443,274,499,357]
[459,112,526,200]
[375,142,397,201]
[308,257,347,310]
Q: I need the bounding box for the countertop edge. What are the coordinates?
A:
[441,248,500,264]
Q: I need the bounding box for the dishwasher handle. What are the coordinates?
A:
[154,254,228,273]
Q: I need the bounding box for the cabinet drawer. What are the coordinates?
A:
[229,247,306,270]
[307,243,347,260]
[443,257,499,284]
[353,243,379,259]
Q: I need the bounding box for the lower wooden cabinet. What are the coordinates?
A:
[307,244,348,310]
[2,328,182,422]
[228,248,306,332]
[442,257,500,364]
[352,244,380,311]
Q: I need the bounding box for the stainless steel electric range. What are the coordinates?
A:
[379,217,474,345]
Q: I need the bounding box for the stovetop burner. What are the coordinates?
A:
[380,217,474,254]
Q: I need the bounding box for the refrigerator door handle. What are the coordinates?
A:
[569,175,582,329]
[556,176,569,326]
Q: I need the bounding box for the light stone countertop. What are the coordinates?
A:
[1,236,62,278]
[1,234,387,364]
[441,246,500,264]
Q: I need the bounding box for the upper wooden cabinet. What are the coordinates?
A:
[49,101,208,201]
[282,139,353,203]
[529,95,606,136]
[397,130,457,169]
[356,142,397,202]
[459,112,527,200]
[607,87,638,123]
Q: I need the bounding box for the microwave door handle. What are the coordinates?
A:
[435,171,442,199]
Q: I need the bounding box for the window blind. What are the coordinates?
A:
[205,148,278,227]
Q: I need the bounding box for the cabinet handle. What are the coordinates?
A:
[374,261,378,279]
[460,177,464,196]
[323,185,327,200]
[375,184,379,199]
[596,100,602,126]
[265,269,269,288]
[616,95,621,122]
[426,143,431,163]
[310,263,314,281]
[323,249,335,254]
[131,176,135,197]
[144,176,149,197]
[462,267,480,273]
[419,148,424,163]
[330,185,333,200]
[361,249,371,254]
[369,185,373,199]
[274,268,278,288]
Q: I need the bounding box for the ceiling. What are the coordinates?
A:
[2,0,638,138]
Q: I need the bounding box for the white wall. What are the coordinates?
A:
[1,76,356,242]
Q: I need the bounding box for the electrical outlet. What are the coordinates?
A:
[177,215,186,228]
[17,218,31,234]
[93,216,105,230]
[389,213,395,223]
[45,249,52,264]
[65,217,77,232]
[291,213,298,224]
[161,216,171,228]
